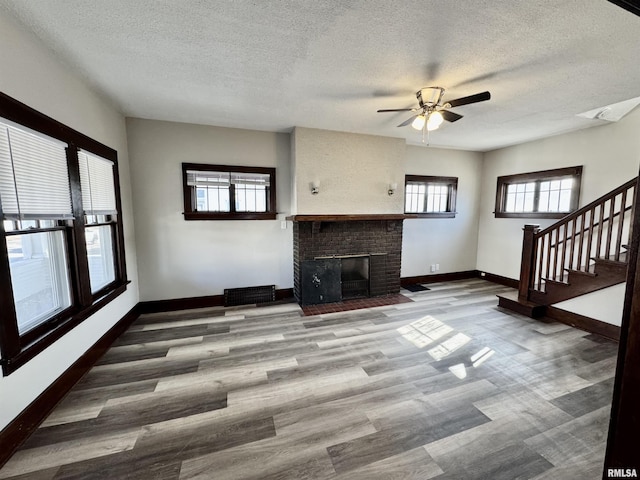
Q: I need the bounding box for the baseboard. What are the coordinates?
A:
[0,305,140,469]
[275,288,295,301]
[138,294,225,314]
[401,270,519,289]
[138,288,295,314]
[545,305,621,341]
[401,270,479,286]
[479,272,520,289]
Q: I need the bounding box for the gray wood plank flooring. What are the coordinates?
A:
[0,279,617,479]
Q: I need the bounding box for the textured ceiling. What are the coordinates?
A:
[1,0,639,151]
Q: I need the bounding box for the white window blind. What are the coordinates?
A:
[186,170,270,187]
[230,172,270,186]
[0,122,72,219]
[186,170,230,187]
[79,150,117,215]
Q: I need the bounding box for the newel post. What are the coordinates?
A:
[518,224,540,300]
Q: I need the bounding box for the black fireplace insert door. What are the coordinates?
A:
[300,259,342,306]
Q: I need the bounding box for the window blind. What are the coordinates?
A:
[186,170,230,187]
[0,122,72,220]
[78,150,117,215]
[186,170,270,187]
[230,172,270,186]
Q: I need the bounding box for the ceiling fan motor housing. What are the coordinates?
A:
[417,87,445,107]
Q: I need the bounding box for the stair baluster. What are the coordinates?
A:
[518,177,637,305]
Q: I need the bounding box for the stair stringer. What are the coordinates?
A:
[529,257,627,305]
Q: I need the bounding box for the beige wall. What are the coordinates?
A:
[555,284,625,326]
[476,108,640,281]
[0,11,139,431]
[402,146,483,277]
[476,109,640,325]
[126,118,293,301]
[290,127,483,277]
[128,121,485,299]
[292,127,405,214]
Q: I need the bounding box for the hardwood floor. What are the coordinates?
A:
[0,279,617,479]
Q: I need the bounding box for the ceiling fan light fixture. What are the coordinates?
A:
[427,110,444,131]
[378,86,490,132]
[411,115,426,130]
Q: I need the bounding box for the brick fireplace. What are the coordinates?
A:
[289,215,404,306]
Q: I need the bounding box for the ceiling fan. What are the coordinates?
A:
[377,87,491,131]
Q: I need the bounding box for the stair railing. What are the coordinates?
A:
[518,177,637,301]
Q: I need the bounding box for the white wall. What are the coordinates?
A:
[289,128,483,278]
[554,284,625,327]
[0,11,139,430]
[292,127,405,214]
[477,109,640,280]
[126,118,293,301]
[402,146,483,277]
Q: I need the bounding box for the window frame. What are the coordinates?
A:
[494,166,583,219]
[4,222,73,339]
[404,175,458,218]
[182,162,277,220]
[84,216,119,295]
[0,92,128,376]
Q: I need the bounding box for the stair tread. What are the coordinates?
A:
[543,278,571,285]
[541,276,570,285]
[595,255,628,265]
[497,290,546,318]
[565,264,596,276]
[496,290,540,306]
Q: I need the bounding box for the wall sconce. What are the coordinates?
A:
[310,180,320,195]
[388,182,398,196]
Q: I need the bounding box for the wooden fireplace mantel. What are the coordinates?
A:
[286,214,408,222]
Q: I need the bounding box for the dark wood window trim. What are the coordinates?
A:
[494,166,582,219]
[404,175,458,218]
[182,162,277,220]
[0,91,128,376]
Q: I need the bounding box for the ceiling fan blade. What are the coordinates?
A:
[441,110,463,123]
[446,91,491,108]
[397,114,419,127]
[377,108,418,113]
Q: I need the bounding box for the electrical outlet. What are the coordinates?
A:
[430,264,436,273]
[281,221,287,230]
[436,264,440,271]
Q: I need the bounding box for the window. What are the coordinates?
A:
[404,175,458,218]
[495,166,582,218]
[5,225,72,335]
[79,151,118,293]
[0,92,127,375]
[182,163,276,220]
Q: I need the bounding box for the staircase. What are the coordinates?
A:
[498,177,636,317]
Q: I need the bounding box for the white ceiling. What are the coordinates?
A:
[1,0,640,151]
